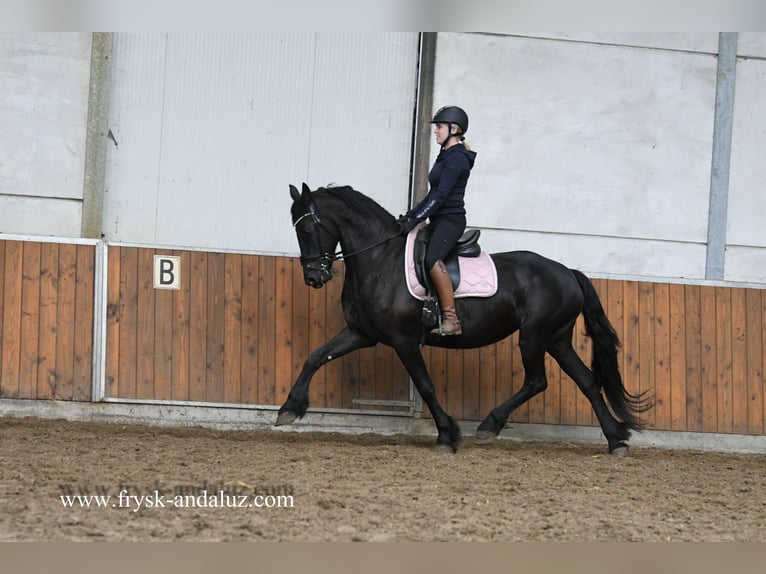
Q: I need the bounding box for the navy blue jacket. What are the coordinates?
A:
[412,143,477,220]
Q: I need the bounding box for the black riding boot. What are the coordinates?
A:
[429,260,462,336]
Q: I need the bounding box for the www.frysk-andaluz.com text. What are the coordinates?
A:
[58,480,295,511]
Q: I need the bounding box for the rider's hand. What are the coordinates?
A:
[397,213,419,235]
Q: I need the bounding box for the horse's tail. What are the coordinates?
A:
[571,269,654,430]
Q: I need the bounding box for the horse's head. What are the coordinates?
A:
[289,183,338,288]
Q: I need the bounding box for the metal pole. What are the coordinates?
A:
[705,32,738,280]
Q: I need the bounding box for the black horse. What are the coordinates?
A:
[276,183,652,455]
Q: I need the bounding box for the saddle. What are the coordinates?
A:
[414,226,482,293]
[404,226,498,303]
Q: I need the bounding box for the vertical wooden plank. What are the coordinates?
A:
[493,335,514,421]
[745,289,764,434]
[375,344,394,408]
[637,282,655,429]
[684,284,704,431]
[543,353,560,425]
[1,241,23,398]
[576,279,604,426]
[328,260,358,410]
[761,289,766,436]
[307,275,327,408]
[223,253,243,404]
[700,285,718,432]
[622,281,641,424]
[340,345,361,409]
[391,350,410,405]
[19,242,41,398]
[322,261,344,408]
[56,244,78,400]
[274,257,293,406]
[188,251,207,402]
[290,258,309,403]
[392,345,410,404]
[509,332,528,423]
[153,252,175,401]
[606,280,626,402]
[0,242,5,392]
[669,283,687,431]
[559,316,580,426]
[653,283,671,430]
[240,254,259,404]
[105,246,121,398]
[135,248,156,400]
[73,244,94,401]
[463,348,481,421]
[358,346,379,406]
[171,250,191,401]
[257,256,276,405]
[116,246,138,400]
[730,288,749,434]
[446,348,464,420]
[478,344,497,422]
[426,346,448,415]
[716,287,733,433]
[206,252,225,403]
[37,242,59,400]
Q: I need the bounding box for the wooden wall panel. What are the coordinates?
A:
[2,239,764,439]
[103,247,413,413]
[0,240,94,401]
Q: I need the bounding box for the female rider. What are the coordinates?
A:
[398,105,477,336]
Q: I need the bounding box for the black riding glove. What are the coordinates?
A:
[397,213,420,235]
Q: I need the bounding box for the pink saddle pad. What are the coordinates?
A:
[404,228,498,301]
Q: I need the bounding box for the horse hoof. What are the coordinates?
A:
[433,443,456,454]
[474,431,497,445]
[611,445,629,458]
[275,411,297,426]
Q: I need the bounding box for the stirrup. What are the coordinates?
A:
[430,316,462,336]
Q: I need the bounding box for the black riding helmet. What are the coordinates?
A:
[430,105,469,139]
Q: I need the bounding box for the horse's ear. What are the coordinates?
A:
[301,182,312,204]
[289,184,301,203]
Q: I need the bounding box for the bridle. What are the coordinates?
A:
[293,203,335,279]
[293,201,400,277]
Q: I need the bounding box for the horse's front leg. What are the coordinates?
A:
[393,343,461,453]
[275,326,375,426]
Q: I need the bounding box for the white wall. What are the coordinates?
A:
[725,34,766,283]
[432,32,766,284]
[103,33,419,255]
[2,32,764,286]
[0,33,91,237]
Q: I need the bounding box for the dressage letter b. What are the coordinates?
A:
[153,255,181,290]
[160,259,175,285]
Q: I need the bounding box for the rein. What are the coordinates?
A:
[332,231,401,261]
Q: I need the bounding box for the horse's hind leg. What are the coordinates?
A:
[547,337,631,455]
[476,331,548,443]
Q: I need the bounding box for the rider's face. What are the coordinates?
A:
[434,123,457,146]
[434,122,452,146]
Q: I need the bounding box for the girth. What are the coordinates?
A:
[414,226,482,293]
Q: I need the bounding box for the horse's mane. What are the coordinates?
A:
[315,185,396,224]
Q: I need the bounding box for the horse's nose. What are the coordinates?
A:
[305,276,321,289]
